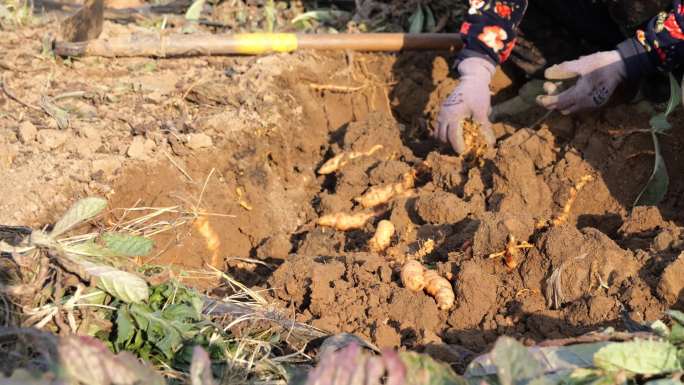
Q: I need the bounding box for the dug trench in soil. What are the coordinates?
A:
[106,50,684,369]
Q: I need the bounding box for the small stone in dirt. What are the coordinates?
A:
[186,133,213,150]
[415,191,470,225]
[17,121,37,143]
[37,129,69,150]
[657,254,684,305]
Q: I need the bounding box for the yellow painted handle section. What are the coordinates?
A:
[233,33,299,54]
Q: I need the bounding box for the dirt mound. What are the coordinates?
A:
[104,51,684,357]
[9,40,684,362]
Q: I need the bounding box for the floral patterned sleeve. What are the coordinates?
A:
[617,0,684,79]
[458,0,528,65]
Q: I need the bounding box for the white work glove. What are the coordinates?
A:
[435,57,496,154]
[537,50,627,114]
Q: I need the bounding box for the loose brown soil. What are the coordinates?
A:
[3,18,684,371]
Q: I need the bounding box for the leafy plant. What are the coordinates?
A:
[408,4,436,33]
[185,0,204,21]
[0,0,33,26]
[111,282,230,369]
[291,9,350,31]
[264,0,276,32]
[1,197,153,304]
[634,73,682,206]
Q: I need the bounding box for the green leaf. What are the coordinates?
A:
[664,73,682,117]
[115,307,136,347]
[51,197,107,237]
[670,323,684,344]
[594,339,681,375]
[424,5,436,32]
[59,335,165,385]
[634,132,669,206]
[264,0,276,33]
[39,96,70,130]
[647,74,681,134]
[400,351,466,385]
[650,320,671,338]
[668,310,684,325]
[466,342,608,382]
[408,4,425,33]
[80,260,149,303]
[185,0,204,21]
[129,303,198,359]
[649,114,672,133]
[491,337,542,385]
[102,233,153,257]
[291,9,350,24]
[163,303,202,323]
[64,241,117,258]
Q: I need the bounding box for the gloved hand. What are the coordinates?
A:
[537,50,627,114]
[435,57,496,154]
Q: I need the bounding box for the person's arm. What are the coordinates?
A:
[617,0,684,80]
[458,0,529,66]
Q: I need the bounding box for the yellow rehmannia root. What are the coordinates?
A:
[551,175,594,226]
[488,234,534,270]
[369,220,395,253]
[462,118,488,166]
[354,171,416,209]
[423,269,455,310]
[413,239,435,259]
[194,216,222,268]
[400,260,425,292]
[400,259,455,311]
[317,211,376,231]
[318,144,384,175]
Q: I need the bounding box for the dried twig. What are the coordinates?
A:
[163,151,194,183]
[551,175,594,226]
[309,83,367,93]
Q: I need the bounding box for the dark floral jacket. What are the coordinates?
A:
[459,0,684,80]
